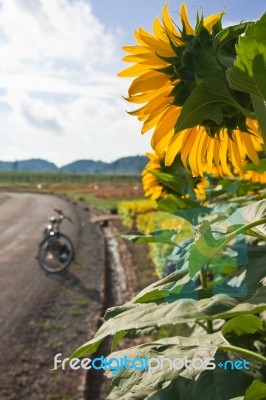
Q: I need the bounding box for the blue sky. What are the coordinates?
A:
[90,0,266,41]
[0,0,264,166]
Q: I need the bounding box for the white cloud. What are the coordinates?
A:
[0,0,151,164]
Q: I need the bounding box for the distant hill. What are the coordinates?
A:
[0,158,57,172]
[0,155,148,174]
[105,156,147,174]
[61,159,108,173]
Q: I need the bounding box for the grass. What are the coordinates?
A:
[41,320,65,331]
[69,309,85,317]
[0,171,141,185]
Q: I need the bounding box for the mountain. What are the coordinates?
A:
[0,155,148,174]
[0,159,57,172]
[104,156,147,174]
[61,159,108,173]
[62,156,147,174]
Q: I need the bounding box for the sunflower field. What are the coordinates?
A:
[70,3,266,399]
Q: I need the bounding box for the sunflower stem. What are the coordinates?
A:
[251,94,266,153]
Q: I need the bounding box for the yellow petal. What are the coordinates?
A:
[164,131,186,166]
[206,137,214,171]
[118,63,150,77]
[180,128,195,169]
[155,130,174,157]
[189,127,202,176]
[219,131,233,177]
[162,3,183,42]
[152,106,180,147]
[204,12,223,32]
[122,45,150,55]
[239,131,260,165]
[180,3,194,35]
[153,17,167,41]
[128,71,169,95]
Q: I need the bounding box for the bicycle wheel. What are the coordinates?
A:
[38,232,74,273]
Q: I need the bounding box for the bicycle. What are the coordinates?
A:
[37,209,74,273]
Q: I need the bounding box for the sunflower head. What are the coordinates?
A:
[119,3,264,178]
[142,153,167,200]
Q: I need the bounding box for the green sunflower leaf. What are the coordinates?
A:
[132,270,191,303]
[217,200,266,238]
[172,200,266,277]
[105,333,225,392]
[244,159,266,174]
[148,170,186,195]
[108,367,252,400]
[157,194,199,212]
[66,286,266,364]
[174,79,249,133]
[227,12,266,101]
[244,380,266,400]
[222,315,263,336]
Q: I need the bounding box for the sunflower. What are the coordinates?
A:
[243,170,266,184]
[194,177,210,201]
[142,151,213,201]
[142,152,167,200]
[119,3,264,177]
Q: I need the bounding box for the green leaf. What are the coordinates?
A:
[111,331,128,352]
[222,315,263,336]
[174,220,238,277]
[234,13,266,78]
[227,66,261,98]
[174,79,250,133]
[253,55,266,101]
[244,380,266,400]
[214,22,252,68]
[149,170,185,195]
[226,242,266,295]
[250,94,266,144]
[132,270,191,303]
[244,159,266,174]
[120,230,179,245]
[172,207,212,225]
[217,200,266,239]
[227,13,266,101]
[157,194,199,212]
[174,201,266,276]
[105,333,224,392]
[67,287,266,363]
[108,354,252,400]
[186,221,229,277]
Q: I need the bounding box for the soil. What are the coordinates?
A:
[0,193,156,400]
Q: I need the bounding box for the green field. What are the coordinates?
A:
[0,171,141,185]
[0,171,144,213]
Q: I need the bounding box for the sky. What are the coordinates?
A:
[0,0,265,166]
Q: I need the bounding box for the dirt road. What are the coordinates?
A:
[0,192,78,351]
[0,192,107,399]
